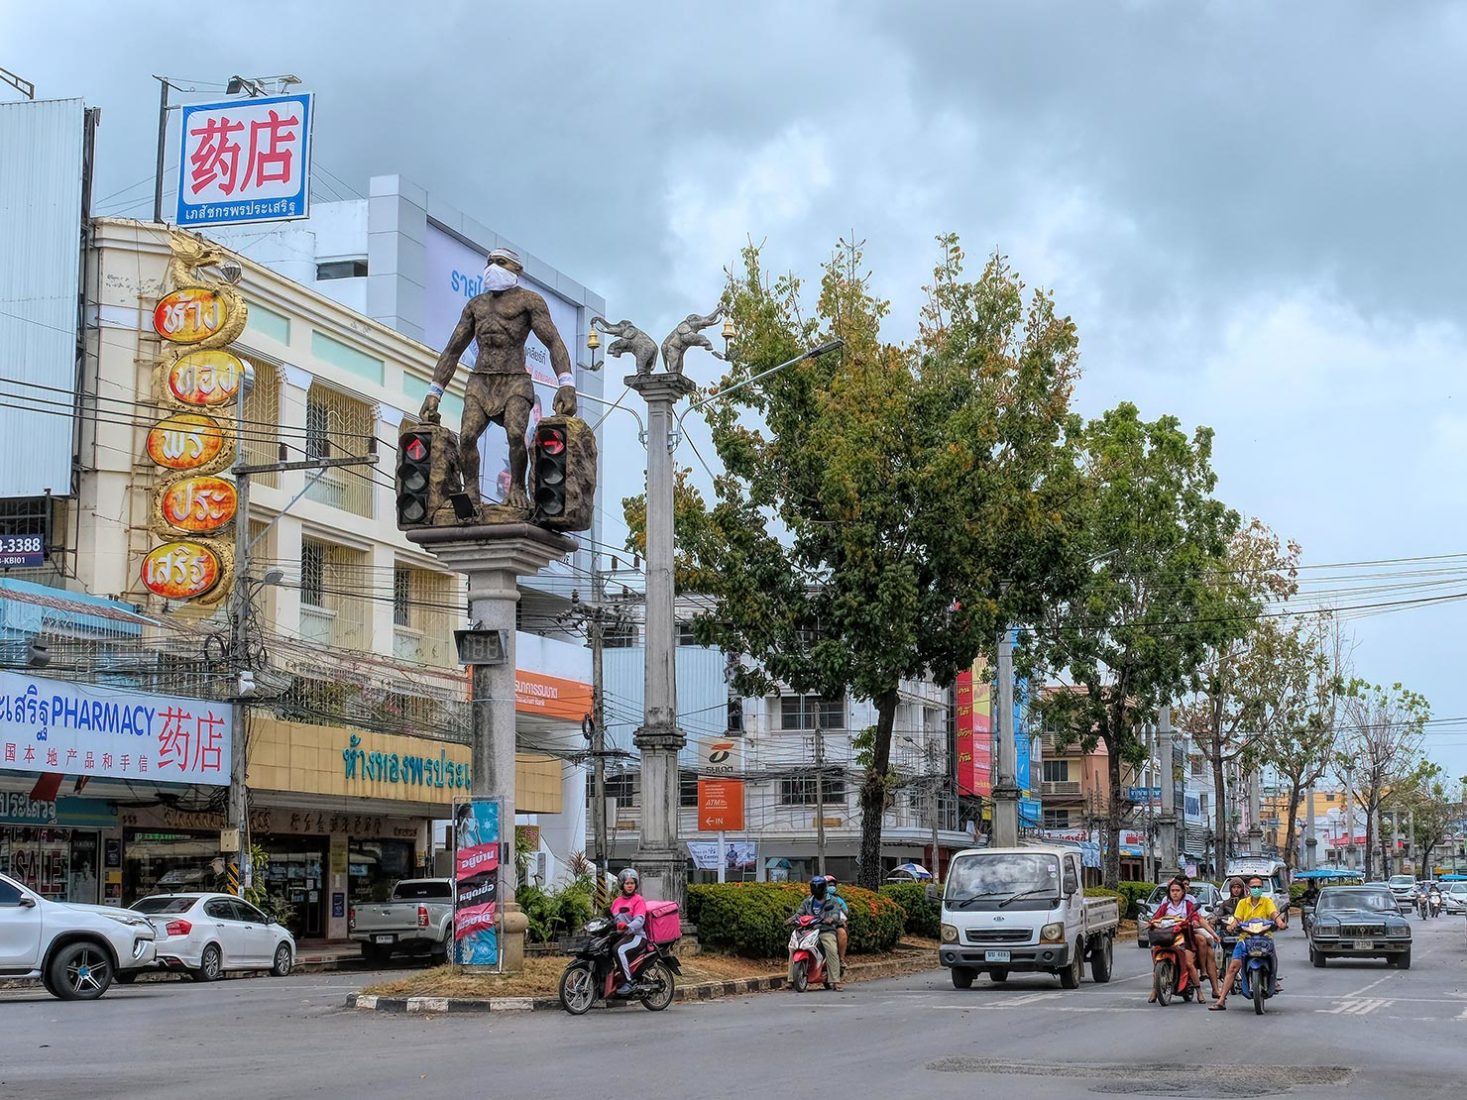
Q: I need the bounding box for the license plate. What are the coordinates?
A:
[373,934,395,945]
[1351,940,1372,951]
[984,950,1011,963]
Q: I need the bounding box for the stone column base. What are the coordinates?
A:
[462,902,528,974]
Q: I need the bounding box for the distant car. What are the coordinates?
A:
[1387,875,1416,913]
[1134,882,1219,947]
[1308,884,1412,969]
[1440,883,1467,915]
[130,894,295,982]
[0,871,157,1000]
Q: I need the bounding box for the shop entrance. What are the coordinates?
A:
[256,835,328,940]
[0,827,99,903]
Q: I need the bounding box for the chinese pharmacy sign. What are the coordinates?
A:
[175,94,314,227]
[453,800,499,966]
[0,670,232,786]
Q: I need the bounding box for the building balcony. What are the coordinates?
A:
[1041,780,1082,797]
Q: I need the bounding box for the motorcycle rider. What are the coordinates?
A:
[824,874,850,967]
[1179,872,1222,999]
[1428,882,1443,917]
[609,867,649,997]
[1147,877,1213,1004]
[1215,877,1247,920]
[1210,875,1286,1011]
[791,876,843,991]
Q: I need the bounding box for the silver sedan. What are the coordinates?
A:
[129,893,295,982]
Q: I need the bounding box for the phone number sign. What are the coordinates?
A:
[0,534,44,568]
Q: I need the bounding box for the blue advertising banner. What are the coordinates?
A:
[175,94,314,227]
[453,799,499,966]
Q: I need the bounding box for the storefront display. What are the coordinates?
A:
[123,828,222,901]
[0,827,99,903]
[347,838,414,904]
[256,835,327,939]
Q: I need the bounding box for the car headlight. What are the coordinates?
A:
[1040,922,1065,943]
[103,913,147,929]
[940,923,959,944]
[1314,923,1338,938]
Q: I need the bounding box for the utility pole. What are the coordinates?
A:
[1247,764,1263,857]
[815,726,827,877]
[1157,705,1178,876]
[928,740,941,881]
[589,565,610,886]
[1304,782,1317,871]
[1343,764,1358,873]
[993,625,1019,847]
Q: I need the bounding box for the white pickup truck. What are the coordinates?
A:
[939,845,1119,990]
[0,871,157,1000]
[349,878,454,964]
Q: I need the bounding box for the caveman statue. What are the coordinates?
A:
[419,248,575,513]
[661,308,725,375]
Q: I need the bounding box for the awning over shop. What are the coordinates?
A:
[0,578,148,640]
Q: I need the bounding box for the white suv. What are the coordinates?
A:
[0,871,157,1000]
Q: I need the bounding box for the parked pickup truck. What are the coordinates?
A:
[349,878,454,964]
[939,845,1119,990]
[0,871,157,1000]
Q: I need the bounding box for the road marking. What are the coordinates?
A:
[1001,992,1064,1007]
[1342,974,1396,999]
[1456,1006,1467,1021]
[1318,998,1393,1016]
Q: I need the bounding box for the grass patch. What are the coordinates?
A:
[361,952,787,1000]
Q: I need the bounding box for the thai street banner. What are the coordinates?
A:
[453,799,499,965]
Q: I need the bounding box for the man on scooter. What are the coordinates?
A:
[792,876,843,991]
[609,867,649,997]
[1210,875,1285,1011]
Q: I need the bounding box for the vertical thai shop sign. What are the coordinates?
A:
[453,800,499,966]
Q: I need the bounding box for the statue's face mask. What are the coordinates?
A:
[483,259,519,293]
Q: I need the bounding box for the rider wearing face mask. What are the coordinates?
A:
[1211,876,1286,1011]
[792,876,843,991]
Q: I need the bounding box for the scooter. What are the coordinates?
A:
[1428,891,1443,918]
[1235,918,1279,1016]
[558,917,681,1015]
[786,914,834,992]
[1214,924,1243,997]
[1148,915,1200,1007]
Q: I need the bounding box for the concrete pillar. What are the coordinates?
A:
[626,371,696,910]
[406,523,575,972]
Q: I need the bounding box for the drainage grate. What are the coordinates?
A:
[925,1060,1351,1098]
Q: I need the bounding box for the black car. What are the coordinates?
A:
[1307,885,1412,969]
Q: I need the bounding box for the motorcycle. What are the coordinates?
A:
[1429,891,1443,918]
[1214,922,1243,996]
[1148,915,1200,1007]
[558,917,681,1015]
[786,914,834,993]
[1235,918,1279,1016]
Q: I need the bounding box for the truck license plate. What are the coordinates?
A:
[984,950,1011,963]
[374,934,395,945]
[1351,940,1372,951]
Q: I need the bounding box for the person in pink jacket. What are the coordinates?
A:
[610,867,649,995]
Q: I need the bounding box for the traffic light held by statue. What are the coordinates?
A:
[396,430,434,526]
[531,416,596,532]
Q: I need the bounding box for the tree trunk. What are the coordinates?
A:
[1362,800,1376,880]
[857,688,899,890]
[1282,783,1302,872]
[1104,740,1123,888]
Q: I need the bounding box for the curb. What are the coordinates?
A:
[346,952,936,1015]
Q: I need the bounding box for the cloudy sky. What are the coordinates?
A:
[9,1,1467,779]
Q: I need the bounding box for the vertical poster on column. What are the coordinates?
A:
[969,670,993,798]
[453,799,499,966]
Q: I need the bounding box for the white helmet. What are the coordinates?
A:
[617,867,640,892]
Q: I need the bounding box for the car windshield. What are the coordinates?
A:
[946,853,1059,902]
[1388,875,1414,887]
[392,881,452,900]
[131,896,196,915]
[1317,889,1395,913]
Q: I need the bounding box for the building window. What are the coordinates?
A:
[676,620,699,646]
[1043,809,1071,829]
[605,772,638,808]
[1042,760,1070,784]
[316,259,368,280]
[779,775,846,806]
[241,359,281,487]
[779,694,845,731]
[393,568,411,628]
[303,382,376,517]
[300,540,324,608]
[680,770,699,808]
[604,619,639,648]
[0,497,50,570]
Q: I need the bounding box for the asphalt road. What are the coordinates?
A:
[2,914,1466,1099]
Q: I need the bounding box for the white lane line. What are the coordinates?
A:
[1457,1006,1467,1021]
[1317,997,1393,1016]
[1342,974,1397,999]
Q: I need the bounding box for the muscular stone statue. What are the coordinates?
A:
[419,248,575,513]
[591,316,658,377]
[660,308,725,376]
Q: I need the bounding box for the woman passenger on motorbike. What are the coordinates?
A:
[609,867,649,996]
[1147,877,1213,1004]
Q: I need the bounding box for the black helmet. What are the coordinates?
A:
[809,876,827,897]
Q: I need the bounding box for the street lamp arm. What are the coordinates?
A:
[679,338,843,425]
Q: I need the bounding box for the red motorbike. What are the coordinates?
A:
[786,914,833,992]
[1148,915,1199,1006]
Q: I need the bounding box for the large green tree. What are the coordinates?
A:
[634,236,1084,887]
[1030,404,1244,887]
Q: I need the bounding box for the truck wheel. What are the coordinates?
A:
[49,941,114,1001]
[1090,936,1113,984]
[1311,947,1326,968]
[1395,949,1411,970]
[1059,941,1082,989]
[951,967,975,990]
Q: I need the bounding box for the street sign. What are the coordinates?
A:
[175,93,314,227]
[0,534,44,568]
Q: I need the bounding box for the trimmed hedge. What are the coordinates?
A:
[687,883,904,959]
[879,883,941,939]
